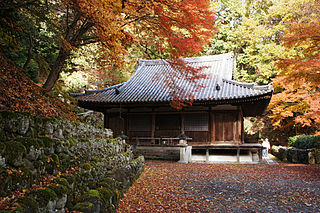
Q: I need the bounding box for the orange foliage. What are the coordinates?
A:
[64,0,216,106]
[68,0,215,58]
[269,0,320,135]
[0,51,79,121]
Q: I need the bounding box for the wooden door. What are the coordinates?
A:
[214,111,237,143]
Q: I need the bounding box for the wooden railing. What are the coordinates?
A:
[130,137,192,146]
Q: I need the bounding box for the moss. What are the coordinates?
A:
[63,174,75,185]
[0,142,6,154]
[78,138,89,143]
[0,111,19,120]
[73,201,94,212]
[39,154,48,164]
[77,192,99,205]
[38,137,54,148]
[53,177,69,187]
[99,177,118,190]
[88,189,100,197]
[32,188,57,207]
[52,154,60,167]
[106,138,116,143]
[98,187,113,206]
[46,184,68,198]
[0,129,6,142]
[4,141,27,164]
[83,163,92,170]
[68,139,76,147]
[14,137,41,151]
[17,196,39,211]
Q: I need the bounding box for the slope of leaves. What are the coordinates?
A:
[0,51,78,121]
[117,161,320,212]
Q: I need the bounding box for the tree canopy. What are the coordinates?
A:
[269,0,320,136]
[0,0,216,91]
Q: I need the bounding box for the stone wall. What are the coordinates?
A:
[271,145,320,164]
[0,111,144,212]
[0,111,112,140]
[134,146,180,161]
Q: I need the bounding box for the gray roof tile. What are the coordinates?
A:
[77,52,273,104]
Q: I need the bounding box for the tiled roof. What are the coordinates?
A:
[77,52,273,104]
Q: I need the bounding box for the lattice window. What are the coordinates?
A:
[185,113,208,131]
[156,114,181,130]
[129,115,152,131]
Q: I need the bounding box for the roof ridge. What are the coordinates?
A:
[85,83,124,95]
[138,52,234,66]
[222,78,273,91]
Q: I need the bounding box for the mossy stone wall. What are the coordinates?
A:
[0,111,144,212]
[271,145,320,164]
[0,111,112,140]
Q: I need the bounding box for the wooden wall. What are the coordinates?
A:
[105,106,243,145]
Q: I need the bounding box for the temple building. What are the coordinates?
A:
[75,52,273,163]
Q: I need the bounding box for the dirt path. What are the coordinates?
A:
[117,161,320,212]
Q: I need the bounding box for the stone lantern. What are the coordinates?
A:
[177,131,188,145]
[176,131,191,163]
[119,131,128,143]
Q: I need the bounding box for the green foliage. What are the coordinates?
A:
[205,0,302,84]
[60,71,89,93]
[288,135,320,149]
[0,1,57,83]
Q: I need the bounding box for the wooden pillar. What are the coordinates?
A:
[206,149,209,162]
[151,113,155,138]
[240,107,244,143]
[235,108,241,144]
[210,111,215,144]
[236,147,240,163]
[103,111,109,129]
[181,113,185,132]
[123,113,128,135]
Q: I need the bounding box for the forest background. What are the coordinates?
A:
[0,0,319,144]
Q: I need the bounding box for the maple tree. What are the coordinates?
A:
[0,0,215,93]
[269,0,320,136]
[2,0,215,91]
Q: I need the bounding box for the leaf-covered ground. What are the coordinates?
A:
[117,161,320,212]
[0,51,79,121]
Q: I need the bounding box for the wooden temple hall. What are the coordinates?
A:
[76,52,273,163]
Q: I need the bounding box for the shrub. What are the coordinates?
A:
[288,135,320,149]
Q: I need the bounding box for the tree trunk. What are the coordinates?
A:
[23,34,34,71]
[42,49,70,91]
